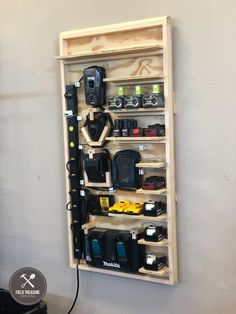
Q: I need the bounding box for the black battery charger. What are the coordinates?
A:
[83,66,106,107]
[85,228,144,273]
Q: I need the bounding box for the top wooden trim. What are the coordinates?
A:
[59,16,171,40]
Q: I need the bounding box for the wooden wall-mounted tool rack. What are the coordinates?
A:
[57,16,177,285]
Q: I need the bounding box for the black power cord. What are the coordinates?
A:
[66,262,80,314]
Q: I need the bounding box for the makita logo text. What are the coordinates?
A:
[102,261,121,269]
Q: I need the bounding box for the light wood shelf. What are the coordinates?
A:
[108,213,167,221]
[136,188,167,195]
[105,108,165,116]
[106,137,165,143]
[56,43,163,61]
[136,161,166,169]
[103,74,164,84]
[138,238,168,247]
[139,266,169,277]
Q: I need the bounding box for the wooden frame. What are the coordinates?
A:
[58,16,177,285]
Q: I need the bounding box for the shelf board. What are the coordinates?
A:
[103,74,164,84]
[136,162,166,169]
[139,266,169,277]
[56,43,163,61]
[106,137,165,143]
[76,261,170,284]
[138,238,168,247]
[105,107,165,116]
[108,213,167,221]
[136,188,167,195]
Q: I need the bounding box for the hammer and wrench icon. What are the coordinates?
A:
[20,273,36,288]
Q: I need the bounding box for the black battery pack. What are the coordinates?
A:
[108,87,126,110]
[142,94,164,108]
[144,255,167,271]
[142,176,165,190]
[144,124,165,137]
[143,201,166,217]
[144,226,167,242]
[108,96,124,110]
[124,95,142,109]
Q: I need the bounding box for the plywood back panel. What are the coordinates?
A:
[67,54,163,83]
[66,27,163,56]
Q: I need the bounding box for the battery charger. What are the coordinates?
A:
[83,66,106,107]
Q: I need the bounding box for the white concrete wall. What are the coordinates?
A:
[0,0,236,313]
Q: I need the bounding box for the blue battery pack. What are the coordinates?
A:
[116,241,127,261]
[92,239,102,258]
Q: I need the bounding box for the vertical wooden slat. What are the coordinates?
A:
[163,17,178,285]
